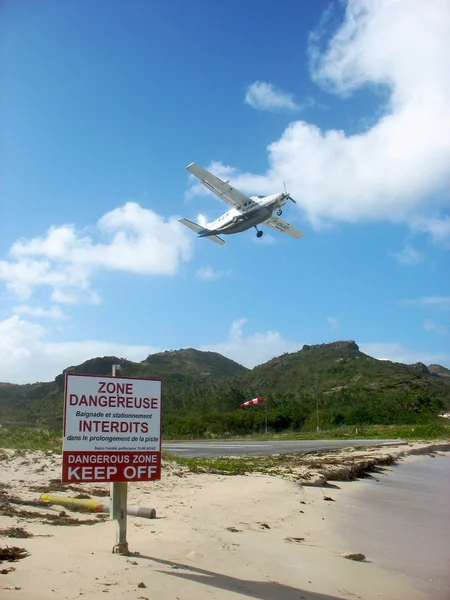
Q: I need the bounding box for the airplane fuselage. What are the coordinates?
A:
[199,193,287,237]
[214,206,273,234]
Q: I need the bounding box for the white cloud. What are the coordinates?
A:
[360,342,450,368]
[244,81,300,112]
[402,296,450,309]
[327,317,340,330]
[196,266,232,281]
[393,245,423,265]
[0,202,193,307]
[0,315,301,383]
[0,316,156,384]
[13,305,67,320]
[204,320,450,369]
[197,213,208,227]
[189,0,450,241]
[423,319,448,336]
[201,318,303,368]
[2,315,449,383]
[411,215,450,246]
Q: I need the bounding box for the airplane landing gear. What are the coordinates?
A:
[277,209,283,216]
[255,226,263,238]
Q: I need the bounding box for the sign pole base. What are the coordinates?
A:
[111,481,129,555]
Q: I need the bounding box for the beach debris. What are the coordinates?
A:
[341,553,366,561]
[39,494,157,519]
[0,493,50,510]
[90,487,110,497]
[137,582,147,588]
[0,527,33,539]
[284,537,305,543]
[0,501,107,526]
[321,490,335,502]
[258,522,270,529]
[1,566,16,575]
[226,526,242,533]
[40,494,106,513]
[1,586,21,590]
[0,546,30,563]
[338,588,362,598]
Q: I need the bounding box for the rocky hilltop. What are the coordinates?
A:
[301,341,360,352]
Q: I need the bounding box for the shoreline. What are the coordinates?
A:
[1,442,449,599]
[329,451,450,600]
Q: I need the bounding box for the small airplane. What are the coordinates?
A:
[179,162,303,245]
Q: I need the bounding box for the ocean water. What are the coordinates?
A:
[332,452,450,600]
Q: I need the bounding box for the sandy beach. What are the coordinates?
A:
[1,442,449,600]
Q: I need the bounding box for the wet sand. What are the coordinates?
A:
[331,452,450,600]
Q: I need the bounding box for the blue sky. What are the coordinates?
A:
[1,0,449,383]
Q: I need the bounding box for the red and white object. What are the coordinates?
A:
[62,373,162,484]
[240,397,263,408]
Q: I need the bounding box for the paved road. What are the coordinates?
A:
[163,439,406,458]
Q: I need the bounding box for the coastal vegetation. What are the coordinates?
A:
[1,341,449,445]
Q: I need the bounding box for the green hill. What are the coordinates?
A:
[142,348,246,378]
[0,342,449,435]
[236,341,450,400]
[428,364,450,378]
[0,349,248,429]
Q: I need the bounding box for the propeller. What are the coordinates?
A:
[283,181,296,204]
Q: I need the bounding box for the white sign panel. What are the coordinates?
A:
[62,374,162,483]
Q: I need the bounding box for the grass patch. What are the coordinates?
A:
[163,452,298,475]
[0,428,62,452]
[162,450,382,476]
[209,423,450,442]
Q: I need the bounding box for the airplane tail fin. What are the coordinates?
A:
[178,218,225,245]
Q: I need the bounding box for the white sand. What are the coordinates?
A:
[1,444,448,600]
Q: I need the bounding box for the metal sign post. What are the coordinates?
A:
[110,364,128,555]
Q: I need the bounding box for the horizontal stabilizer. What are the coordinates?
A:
[178,218,225,245]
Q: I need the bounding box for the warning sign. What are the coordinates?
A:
[62,373,162,483]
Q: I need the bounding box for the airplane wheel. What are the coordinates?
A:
[256,230,263,238]
[277,209,282,216]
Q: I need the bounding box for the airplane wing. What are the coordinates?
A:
[187,162,249,210]
[263,215,304,238]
